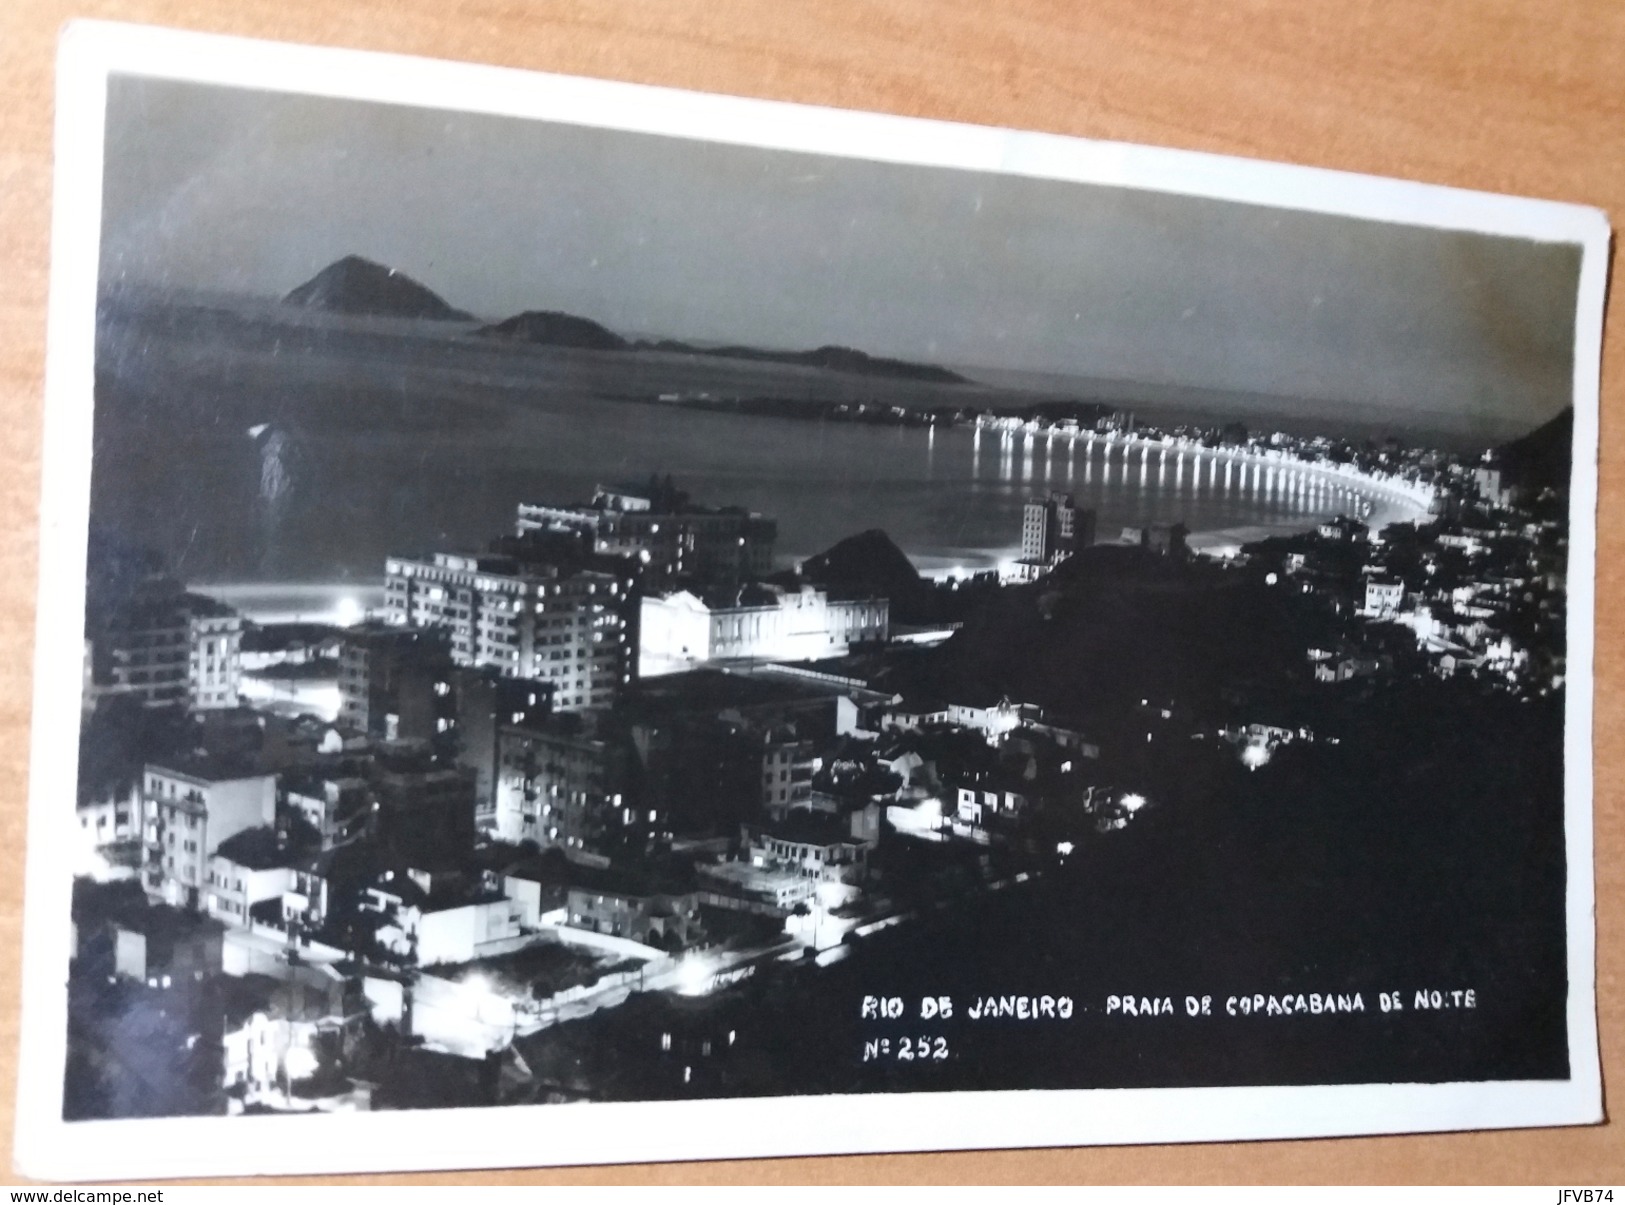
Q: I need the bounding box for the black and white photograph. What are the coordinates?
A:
[15,22,1607,1180]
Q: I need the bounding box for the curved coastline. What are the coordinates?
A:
[199,421,1438,623]
[970,417,1437,549]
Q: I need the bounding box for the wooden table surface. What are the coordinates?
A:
[0,0,1620,1186]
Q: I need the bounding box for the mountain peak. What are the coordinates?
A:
[282,257,472,321]
[801,529,923,593]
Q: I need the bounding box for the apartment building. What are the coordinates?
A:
[382,548,636,712]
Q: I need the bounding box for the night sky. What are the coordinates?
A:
[100,74,1582,442]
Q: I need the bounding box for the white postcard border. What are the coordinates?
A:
[13,19,1608,1182]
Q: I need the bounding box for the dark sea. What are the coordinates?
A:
[89,296,1417,616]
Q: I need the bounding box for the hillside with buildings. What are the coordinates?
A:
[71,332,1574,1113]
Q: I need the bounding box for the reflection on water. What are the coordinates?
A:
[103,398,1398,594]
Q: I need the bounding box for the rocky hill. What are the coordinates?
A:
[800,529,927,616]
[1496,408,1572,493]
[477,310,629,351]
[281,256,472,321]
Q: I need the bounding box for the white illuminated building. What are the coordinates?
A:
[639,583,888,676]
[1360,576,1407,618]
[140,759,277,910]
[383,550,636,711]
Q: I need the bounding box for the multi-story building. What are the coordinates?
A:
[744,811,872,898]
[88,586,243,712]
[282,772,372,850]
[360,867,526,967]
[368,754,479,863]
[555,862,702,950]
[76,781,141,854]
[90,596,189,709]
[1022,491,1093,562]
[1474,465,1515,508]
[449,668,554,830]
[189,602,244,710]
[492,712,637,854]
[336,623,454,743]
[837,693,949,738]
[1145,522,1189,557]
[278,840,383,937]
[1011,492,1095,581]
[1117,522,1189,557]
[1317,515,1371,543]
[1361,577,1407,619]
[759,726,817,819]
[515,480,775,589]
[623,713,760,843]
[382,547,637,712]
[205,826,301,928]
[621,668,844,834]
[105,908,225,987]
[947,772,1033,829]
[696,860,816,916]
[140,758,277,910]
[639,583,888,675]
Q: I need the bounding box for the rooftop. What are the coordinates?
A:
[392,543,627,585]
[147,752,270,785]
[372,866,509,913]
[281,770,368,799]
[754,810,860,848]
[699,860,807,893]
[297,839,386,883]
[505,851,697,899]
[592,477,756,518]
[215,825,305,871]
[887,694,950,717]
[626,668,835,717]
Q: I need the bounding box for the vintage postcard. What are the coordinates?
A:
[15,20,1607,1180]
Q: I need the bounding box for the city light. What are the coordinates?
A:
[283,1038,320,1083]
[676,955,718,996]
[1120,793,1147,813]
[334,595,363,627]
[1242,742,1272,770]
[1056,841,1074,856]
